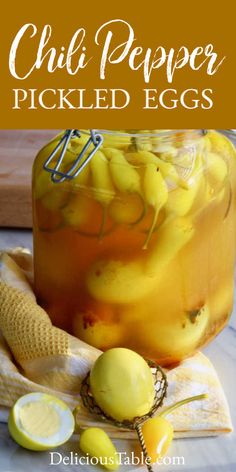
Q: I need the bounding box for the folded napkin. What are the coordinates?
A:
[0,248,232,438]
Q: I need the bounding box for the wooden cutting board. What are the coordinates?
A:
[0,130,60,228]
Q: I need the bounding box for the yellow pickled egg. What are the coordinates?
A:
[8,393,74,451]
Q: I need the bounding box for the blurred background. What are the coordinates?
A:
[0,130,59,228]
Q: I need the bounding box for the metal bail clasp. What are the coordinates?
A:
[43,129,104,183]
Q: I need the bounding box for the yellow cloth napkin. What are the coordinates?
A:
[0,248,233,438]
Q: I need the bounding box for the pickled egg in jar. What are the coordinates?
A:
[32,129,236,366]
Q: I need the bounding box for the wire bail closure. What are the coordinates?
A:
[43,129,104,183]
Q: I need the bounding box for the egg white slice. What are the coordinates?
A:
[8,392,75,450]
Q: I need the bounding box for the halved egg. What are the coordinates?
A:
[8,392,75,451]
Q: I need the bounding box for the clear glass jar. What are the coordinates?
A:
[32,129,236,366]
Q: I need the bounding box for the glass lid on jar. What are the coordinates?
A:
[42,129,206,184]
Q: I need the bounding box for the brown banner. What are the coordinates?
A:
[0,0,235,128]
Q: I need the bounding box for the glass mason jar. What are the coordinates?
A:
[32,129,236,366]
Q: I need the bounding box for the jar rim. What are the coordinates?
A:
[91,129,205,138]
[219,129,236,139]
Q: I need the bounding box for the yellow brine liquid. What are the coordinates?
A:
[32,130,236,366]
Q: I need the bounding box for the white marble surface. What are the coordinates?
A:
[0,228,236,472]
